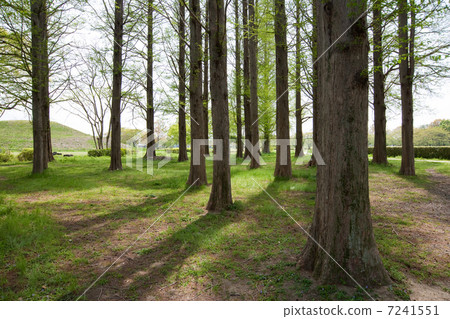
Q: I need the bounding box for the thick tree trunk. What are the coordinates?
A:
[109,0,123,171]
[243,0,251,159]
[274,0,291,178]
[294,0,303,157]
[263,135,270,153]
[187,0,207,186]
[299,0,390,286]
[399,0,415,176]
[178,0,188,162]
[235,0,243,159]
[309,0,318,166]
[203,5,210,156]
[372,0,387,165]
[248,0,260,169]
[31,0,49,174]
[145,0,156,159]
[206,0,233,211]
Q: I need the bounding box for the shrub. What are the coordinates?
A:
[369,146,450,160]
[0,150,14,163]
[18,148,33,162]
[88,148,127,157]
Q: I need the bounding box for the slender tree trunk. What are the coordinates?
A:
[46,116,53,161]
[207,0,233,211]
[203,5,210,156]
[294,0,303,157]
[309,0,318,166]
[372,0,387,164]
[248,0,260,169]
[298,0,390,286]
[263,135,270,153]
[178,0,188,162]
[31,0,49,174]
[187,0,207,185]
[399,0,415,175]
[274,0,291,178]
[109,0,123,171]
[243,0,251,158]
[235,0,243,158]
[145,0,156,159]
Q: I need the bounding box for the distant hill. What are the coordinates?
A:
[0,121,94,151]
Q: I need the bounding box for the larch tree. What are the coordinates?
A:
[274,0,291,178]
[178,0,188,162]
[187,0,207,185]
[298,0,391,286]
[145,0,156,159]
[206,0,233,211]
[203,4,210,156]
[242,0,251,158]
[294,0,303,157]
[109,0,124,171]
[235,0,243,158]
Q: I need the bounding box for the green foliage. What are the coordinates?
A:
[369,146,450,159]
[87,148,127,157]
[17,148,33,161]
[439,119,450,132]
[414,126,450,146]
[0,150,13,163]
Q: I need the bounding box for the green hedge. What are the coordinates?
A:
[369,146,450,160]
[18,148,33,161]
[0,150,14,163]
[88,149,127,157]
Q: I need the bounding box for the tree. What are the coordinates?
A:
[206,0,233,211]
[299,0,390,286]
[145,0,156,159]
[234,0,243,158]
[398,0,415,175]
[294,0,303,158]
[274,0,291,178]
[187,0,207,185]
[242,0,251,158]
[203,4,210,156]
[109,0,124,171]
[178,0,188,162]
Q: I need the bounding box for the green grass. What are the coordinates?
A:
[0,120,94,151]
[0,153,448,300]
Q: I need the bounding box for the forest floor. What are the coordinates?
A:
[0,154,448,301]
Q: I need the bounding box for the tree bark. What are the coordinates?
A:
[274,0,291,178]
[372,0,387,165]
[187,0,207,186]
[203,5,210,156]
[248,0,260,169]
[243,0,251,159]
[235,0,243,159]
[145,0,156,159]
[309,0,318,166]
[178,0,188,162]
[399,0,415,176]
[298,0,390,286]
[109,0,123,171]
[206,0,233,211]
[31,0,49,174]
[294,0,303,157]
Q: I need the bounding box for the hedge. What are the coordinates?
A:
[0,150,14,163]
[88,148,127,157]
[18,148,34,161]
[369,146,450,160]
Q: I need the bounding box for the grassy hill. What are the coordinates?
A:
[0,120,94,151]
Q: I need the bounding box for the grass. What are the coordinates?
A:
[0,153,448,300]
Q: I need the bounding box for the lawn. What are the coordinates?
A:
[0,154,449,301]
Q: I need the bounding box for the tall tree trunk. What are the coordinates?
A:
[31,0,49,174]
[109,0,123,171]
[207,0,233,211]
[263,134,270,153]
[243,0,251,158]
[294,0,303,157]
[178,0,188,162]
[203,5,210,156]
[309,0,318,166]
[248,0,260,169]
[299,0,390,286]
[145,0,156,159]
[399,0,415,175]
[187,0,207,185]
[235,0,243,159]
[274,0,291,178]
[372,0,387,164]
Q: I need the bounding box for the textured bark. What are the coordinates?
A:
[309,0,318,166]
[298,0,390,286]
[178,0,188,162]
[206,0,233,211]
[242,0,251,159]
[398,0,415,176]
[31,0,49,174]
[235,0,243,158]
[248,0,260,169]
[187,0,207,186]
[372,0,387,165]
[145,0,156,159]
[274,0,291,178]
[109,0,123,171]
[203,5,210,156]
[294,0,303,157]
